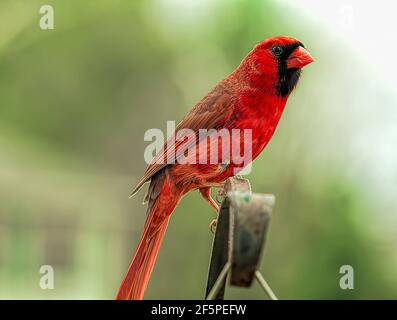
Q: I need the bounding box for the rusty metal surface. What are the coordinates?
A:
[224,176,252,194]
[205,176,275,299]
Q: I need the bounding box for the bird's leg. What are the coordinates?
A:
[205,182,227,205]
[200,187,219,212]
[200,187,219,233]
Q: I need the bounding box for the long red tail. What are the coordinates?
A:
[116,175,181,300]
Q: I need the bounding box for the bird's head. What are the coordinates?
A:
[241,36,314,97]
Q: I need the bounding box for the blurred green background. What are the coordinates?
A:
[1,0,396,299]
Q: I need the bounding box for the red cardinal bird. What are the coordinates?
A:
[116,36,313,299]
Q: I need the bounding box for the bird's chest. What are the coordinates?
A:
[174,92,287,188]
[227,92,286,158]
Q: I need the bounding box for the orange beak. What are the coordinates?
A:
[286,46,314,69]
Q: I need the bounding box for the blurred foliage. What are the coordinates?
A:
[0,0,396,299]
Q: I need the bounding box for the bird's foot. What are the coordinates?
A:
[209,219,217,234]
[215,187,226,205]
[200,187,219,213]
[200,185,225,234]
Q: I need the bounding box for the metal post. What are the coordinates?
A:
[255,270,278,300]
[204,177,278,300]
[206,262,231,300]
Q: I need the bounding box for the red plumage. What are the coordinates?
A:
[116,36,313,299]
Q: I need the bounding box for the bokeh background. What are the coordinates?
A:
[1,0,396,299]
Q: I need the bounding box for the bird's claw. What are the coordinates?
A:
[209,219,217,234]
[215,188,226,204]
[215,189,226,204]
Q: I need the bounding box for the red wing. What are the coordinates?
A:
[130,84,234,196]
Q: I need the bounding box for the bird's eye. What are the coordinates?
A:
[272,45,283,56]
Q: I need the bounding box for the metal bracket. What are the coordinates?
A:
[205,177,277,300]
